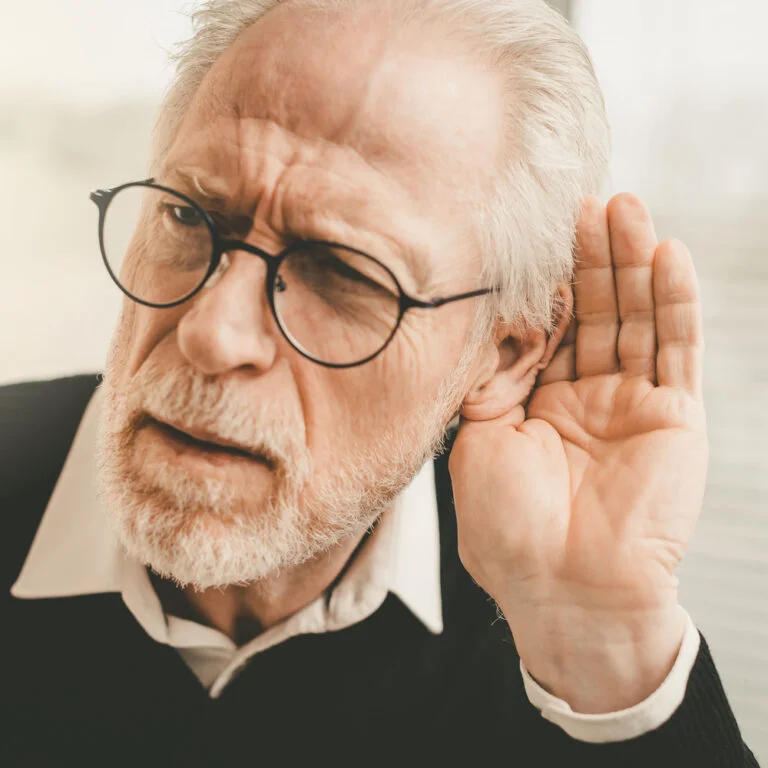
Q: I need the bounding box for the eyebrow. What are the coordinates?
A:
[167,168,231,204]
[161,167,437,294]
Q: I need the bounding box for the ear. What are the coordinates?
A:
[461,283,573,421]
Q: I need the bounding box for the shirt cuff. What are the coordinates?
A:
[520,607,700,743]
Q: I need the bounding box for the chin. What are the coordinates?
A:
[98,448,307,588]
[102,477,314,589]
[97,443,371,590]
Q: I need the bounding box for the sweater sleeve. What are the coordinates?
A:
[523,627,761,767]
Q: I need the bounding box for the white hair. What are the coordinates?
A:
[151,0,610,336]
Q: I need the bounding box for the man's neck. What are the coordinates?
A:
[149,525,373,646]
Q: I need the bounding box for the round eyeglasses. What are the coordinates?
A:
[90,179,493,368]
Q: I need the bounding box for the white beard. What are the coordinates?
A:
[95,345,465,590]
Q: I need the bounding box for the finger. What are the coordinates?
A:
[607,193,658,381]
[574,195,620,378]
[654,238,704,398]
[538,319,575,385]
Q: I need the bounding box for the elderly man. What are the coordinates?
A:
[1,0,759,765]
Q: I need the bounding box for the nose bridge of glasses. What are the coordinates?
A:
[209,238,295,299]
[202,242,274,308]
[218,237,284,267]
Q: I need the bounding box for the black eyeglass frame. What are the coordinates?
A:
[91,178,494,369]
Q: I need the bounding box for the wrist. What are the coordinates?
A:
[512,602,688,714]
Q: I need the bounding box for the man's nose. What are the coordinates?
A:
[176,250,278,375]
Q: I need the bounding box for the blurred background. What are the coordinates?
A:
[1,0,766,758]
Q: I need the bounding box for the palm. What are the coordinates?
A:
[525,374,705,601]
[450,194,707,616]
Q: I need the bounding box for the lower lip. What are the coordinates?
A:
[144,419,272,470]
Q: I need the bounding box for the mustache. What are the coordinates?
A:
[111,360,307,473]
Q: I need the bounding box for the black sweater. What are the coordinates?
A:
[0,374,760,767]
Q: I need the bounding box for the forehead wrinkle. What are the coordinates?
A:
[166,168,229,204]
[163,118,297,204]
[167,110,420,220]
[165,107,452,294]
[273,151,441,290]
[201,4,494,200]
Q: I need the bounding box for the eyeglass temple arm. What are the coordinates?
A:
[405,287,496,310]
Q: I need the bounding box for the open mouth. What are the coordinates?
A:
[148,417,273,468]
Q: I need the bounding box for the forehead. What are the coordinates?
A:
[177,3,503,191]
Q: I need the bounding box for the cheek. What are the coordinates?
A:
[387,312,465,393]
[309,319,456,440]
[109,300,185,380]
[291,363,405,469]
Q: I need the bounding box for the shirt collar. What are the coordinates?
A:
[11,387,444,635]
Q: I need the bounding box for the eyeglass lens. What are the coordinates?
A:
[103,185,212,306]
[273,242,401,366]
[102,184,402,366]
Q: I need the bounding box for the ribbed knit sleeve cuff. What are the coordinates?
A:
[522,620,760,767]
[666,631,759,765]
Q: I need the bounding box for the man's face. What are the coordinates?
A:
[96,4,506,588]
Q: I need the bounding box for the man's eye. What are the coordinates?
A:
[326,254,372,285]
[166,205,204,227]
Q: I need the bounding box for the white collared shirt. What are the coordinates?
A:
[11,386,700,743]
